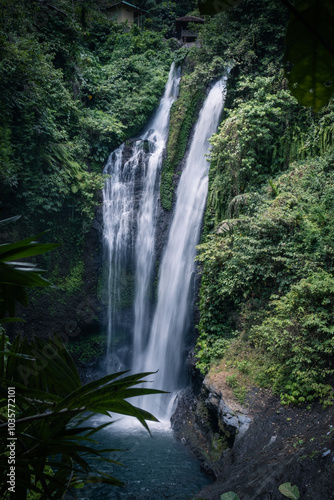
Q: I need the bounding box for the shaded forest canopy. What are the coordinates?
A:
[0,0,333,407]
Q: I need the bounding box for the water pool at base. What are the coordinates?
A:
[95,66,227,500]
[78,417,212,500]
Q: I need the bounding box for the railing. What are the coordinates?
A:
[182,30,197,38]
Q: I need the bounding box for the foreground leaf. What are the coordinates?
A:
[284,0,334,111]
[278,482,300,499]
[0,220,60,320]
[220,492,240,500]
[0,334,165,498]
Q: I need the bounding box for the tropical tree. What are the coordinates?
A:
[0,216,60,324]
[0,218,164,498]
[0,335,162,498]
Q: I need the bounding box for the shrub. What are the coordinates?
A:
[250,271,334,403]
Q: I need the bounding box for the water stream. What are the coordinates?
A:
[97,66,228,499]
[133,64,181,368]
[136,77,228,418]
[102,63,180,373]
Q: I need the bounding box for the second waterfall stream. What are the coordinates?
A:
[103,62,228,422]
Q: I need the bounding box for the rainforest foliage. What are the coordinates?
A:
[199,0,334,112]
[0,217,163,497]
[0,0,174,282]
[0,333,162,498]
[193,0,334,404]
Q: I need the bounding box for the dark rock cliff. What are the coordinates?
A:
[171,375,334,500]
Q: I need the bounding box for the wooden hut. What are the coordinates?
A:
[105,1,147,27]
[175,16,204,43]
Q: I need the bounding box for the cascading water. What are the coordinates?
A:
[91,69,228,500]
[137,76,228,419]
[102,63,180,372]
[133,65,181,363]
[102,143,135,371]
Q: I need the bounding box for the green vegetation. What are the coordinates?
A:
[0,0,173,301]
[220,483,300,500]
[0,218,162,499]
[193,0,334,406]
[199,0,334,112]
[197,154,334,404]
[0,333,163,498]
[1,0,333,496]
[278,483,300,499]
[161,49,226,210]
[1,0,334,490]
[57,259,84,294]
[68,332,107,364]
[134,0,198,37]
[160,73,203,210]
[161,103,202,208]
[225,373,247,404]
[0,216,60,323]
[220,493,240,500]
[161,0,290,210]
[204,73,311,232]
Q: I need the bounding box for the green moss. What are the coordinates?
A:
[67,333,107,364]
[209,433,228,461]
[160,49,227,211]
[57,260,84,294]
[160,86,204,210]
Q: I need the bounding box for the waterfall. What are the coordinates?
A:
[102,143,137,372]
[133,65,181,364]
[102,63,180,372]
[103,62,228,421]
[138,77,228,418]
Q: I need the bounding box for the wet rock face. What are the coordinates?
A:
[173,378,334,500]
[204,381,252,445]
[171,379,252,477]
[10,201,104,342]
[171,387,220,477]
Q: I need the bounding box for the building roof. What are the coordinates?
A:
[175,16,204,23]
[106,1,148,13]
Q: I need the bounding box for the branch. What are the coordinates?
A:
[61,459,74,500]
